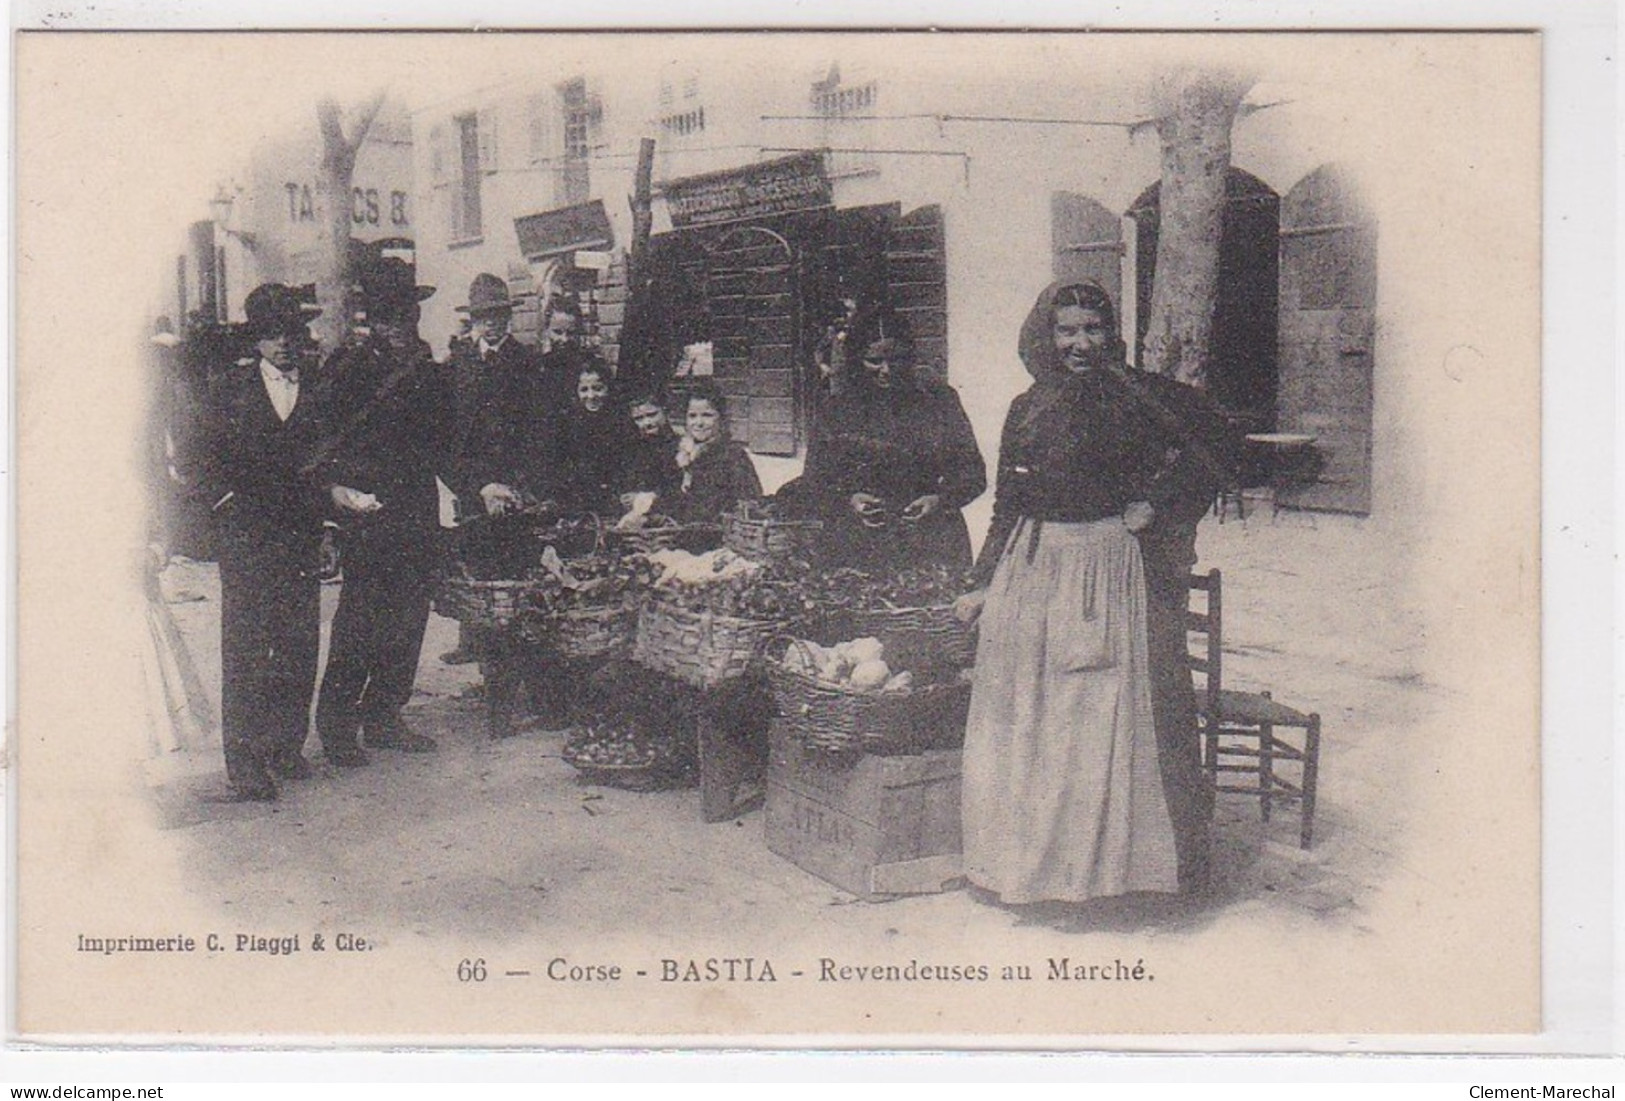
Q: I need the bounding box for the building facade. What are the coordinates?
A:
[409,53,1383,518]
[177,97,416,327]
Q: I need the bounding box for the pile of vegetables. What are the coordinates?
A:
[647,548,808,623]
[524,549,660,616]
[563,719,690,773]
[779,636,916,695]
[796,563,969,613]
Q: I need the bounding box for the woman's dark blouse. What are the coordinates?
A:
[804,381,985,515]
[551,407,635,514]
[621,429,683,502]
[969,372,1170,587]
[668,439,762,525]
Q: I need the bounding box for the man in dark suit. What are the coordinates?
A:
[438,272,530,665]
[198,284,328,801]
[314,258,452,764]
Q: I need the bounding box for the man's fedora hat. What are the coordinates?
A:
[243,283,321,338]
[357,256,436,320]
[456,272,517,316]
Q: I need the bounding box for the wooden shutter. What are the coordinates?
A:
[429,121,450,188]
[885,205,947,382]
[1276,163,1377,514]
[527,93,553,163]
[706,225,798,455]
[477,107,499,174]
[1051,191,1123,307]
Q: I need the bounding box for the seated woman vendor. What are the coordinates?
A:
[801,314,987,573]
[615,387,683,530]
[666,382,762,530]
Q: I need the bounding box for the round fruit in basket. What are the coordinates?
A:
[563,716,694,791]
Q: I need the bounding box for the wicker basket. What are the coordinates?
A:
[816,603,978,671]
[531,601,639,659]
[608,516,722,555]
[434,570,538,632]
[532,514,606,559]
[632,598,782,689]
[722,508,823,563]
[766,642,972,756]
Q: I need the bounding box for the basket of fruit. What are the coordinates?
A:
[766,635,972,756]
[607,514,723,555]
[520,551,659,659]
[804,566,977,671]
[532,512,607,560]
[435,566,541,633]
[563,716,695,791]
[631,548,802,689]
[722,499,823,563]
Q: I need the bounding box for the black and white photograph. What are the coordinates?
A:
[12,27,1554,1043]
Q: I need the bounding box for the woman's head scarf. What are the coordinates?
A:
[842,311,919,395]
[1010,282,1129,446]
[1017,281,1125,380]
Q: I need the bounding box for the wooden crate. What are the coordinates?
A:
[765,719,963,901]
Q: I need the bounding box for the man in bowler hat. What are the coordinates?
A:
[197,283,327,800]
[438,273,536,664]
[314,257,453,763]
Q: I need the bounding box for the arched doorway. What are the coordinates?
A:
[1276,163,1377,514]
[1128,169,1281,428]
[702,224,799,454]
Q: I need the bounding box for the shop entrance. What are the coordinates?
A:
[639,200,946,459]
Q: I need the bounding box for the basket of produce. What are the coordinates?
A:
[766,636,973,756]
[532,512,607,559]
[631,548,802,689]
[722,499,823,563]
[434,566,541,632]
[563,715,696,791]
[607,514,723,555]
[804,565,978,671]
[520,549,659,659]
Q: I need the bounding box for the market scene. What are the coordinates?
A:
[137,43,1430,943]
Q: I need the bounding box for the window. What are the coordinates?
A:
[659,71,706,138]
[811,80,876,117]
[660,105,706,137]
[453,112,482,241]
[558,77,601,205]
[811,66,879,178]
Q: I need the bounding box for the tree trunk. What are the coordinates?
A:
[1139,70,1251,389]
[313,92,386,354]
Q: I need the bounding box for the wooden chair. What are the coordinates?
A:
[1187,569,1322,848]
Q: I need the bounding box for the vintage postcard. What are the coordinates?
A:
[12,30,1541,1043]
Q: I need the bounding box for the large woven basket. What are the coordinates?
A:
[766,645,972,756]
[532,514,606,559]
[722,508,823,563]
[815,602,977,671]
[530,601,639,659]
[435,571,538,632]
[608,516,722,555]
[633,598,782,689]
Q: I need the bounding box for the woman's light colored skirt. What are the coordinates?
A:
[961,517,1178,904]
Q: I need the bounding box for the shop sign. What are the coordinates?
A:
[282,182,410,228]
[515,200,615,262]
[662,151,832,229]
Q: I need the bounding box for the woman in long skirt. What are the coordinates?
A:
[955,282,1182,904]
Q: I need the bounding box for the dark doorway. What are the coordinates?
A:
[1128,169,1281,428]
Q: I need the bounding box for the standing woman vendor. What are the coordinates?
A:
[667,381,762,529]
[802,315,986,573]
[953,281,1184,905]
